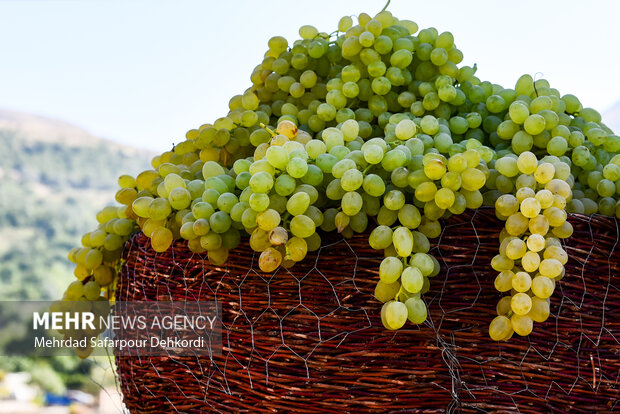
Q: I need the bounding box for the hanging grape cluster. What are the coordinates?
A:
[58,8,619,357]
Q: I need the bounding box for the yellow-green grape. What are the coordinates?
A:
[526,234,546,252]
[392,227,414,257]
[546,179,572,200]
[379,256,403,283]
[151,227,173,252]
[511,292,532,315]
[543,207,567,227]
[520,197,541,218]
[496,296,512,315]
[200,232,222,251]
[539,258,563,278]
[505,238,527,260]
[410,253,434,277]
[505,212,529,236]
[118,174,137,188]
[534,162,555,184]
[460,189,483,209]
[397,205,422,229]
[93,265,114,286]
[529,297,550,323]
[543,245,568,264]
[115,187,138,205]
[180,222,197,240]
[552,221,573,238]
[375,280,401,303]
[460,167,486,191]
[83,281,101,301]
[495,156,519,178]
[193,218,210,236]
[208,248,229,266]
[65,281,84,299]
[84,249,103,270]
[285,237,308,261]
[511,314,533,336]
[535,189,554,209]
[401,266,424,293]
[516,187,536,203]
[491,255,514,272]
[381,300,408,330]
[395,119,416,140]
[494,270,514,292]
[489,315,513,341]
[499,236,517,256]
[516,151,538,174]
[512,271,532,293]
[259,247,282,272]
[405,297,427,324]
[434,187,455,209]
[415,181,437,203]
[250,228,272,252]
[369,225,394,250]
[516,174,536,190]
[521,250,541,273]
[531,276,555,298]
[424,158,446,180]
[495,194,519,217]
[257,209,281,231]
[276,120,298,139]
[148,198,172,220]
[528,215,549,236]
[290,215,316,238]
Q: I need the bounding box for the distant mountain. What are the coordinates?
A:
[0,109,153,300]
[603,101,620,134]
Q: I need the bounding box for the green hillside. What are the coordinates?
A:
[0,109,153,300]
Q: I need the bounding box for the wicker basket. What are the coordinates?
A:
[115,208,619,413]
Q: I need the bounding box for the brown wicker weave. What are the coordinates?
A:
[116,208,619,413]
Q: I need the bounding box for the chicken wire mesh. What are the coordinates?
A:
[114,208,618,413]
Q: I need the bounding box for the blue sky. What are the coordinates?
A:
[1,0,619,151]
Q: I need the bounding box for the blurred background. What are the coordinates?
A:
[0,0,618,412]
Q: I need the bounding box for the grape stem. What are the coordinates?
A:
[259,123,277,137]
[394,285,403,301]
[380,0,391,12]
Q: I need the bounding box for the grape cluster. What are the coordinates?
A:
[58,8,619,356]
[488,152,572,339]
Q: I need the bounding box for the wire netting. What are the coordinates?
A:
[115,208,619,413]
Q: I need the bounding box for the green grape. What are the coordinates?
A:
[287,192,311,216]
[404,296,427,324]
[151,227,173,252]
[290,215,316,238]
[494,270,514,292]
[521,250,541,273]
[256,209,281,231]
[410,253,434,276]
[342,191,363,215]
[249,171,274,193]
[512,271,532,293]
[539,258,563,278]
[531,276,555,298]
[401,266,424,293]
[384,190,406,210]
[392,226,414,257]
[460,168,486,191]
[286,237,308,261]
[397,204,421,229]
[341,169,364,191]
[415,181,437,203]
[369,225,393,250]
[511,314,533,336]
[511,293,532,315]
[65,281,84,300]
[379,256,403,283]
[375,280,402,303]
[489,315,513,341]
[434,187,455,209]
[529,297,550,322]
[381,301,408,330]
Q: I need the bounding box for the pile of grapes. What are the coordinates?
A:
[60,8,619,357]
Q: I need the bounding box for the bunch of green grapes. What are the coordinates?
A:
[58,7,620,356]
[488,152,572,339]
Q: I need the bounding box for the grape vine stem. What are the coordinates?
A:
[380,0,391,12]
